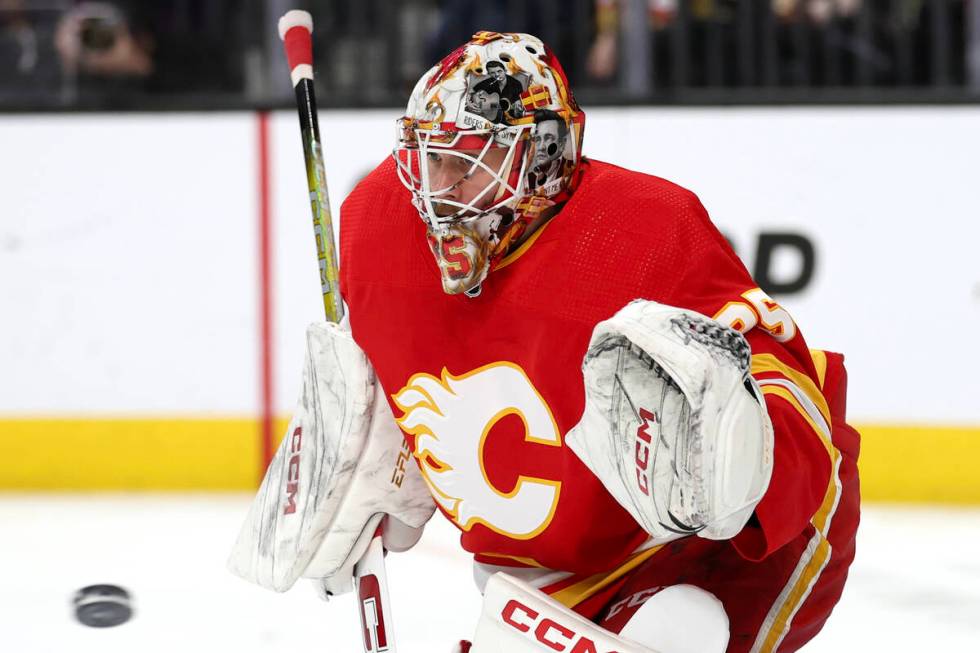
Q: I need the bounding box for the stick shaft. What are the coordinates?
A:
[280,16,393,652]
[354,527,399,653]
[293,78,344,323]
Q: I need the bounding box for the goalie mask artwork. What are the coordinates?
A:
[393,32,586,296]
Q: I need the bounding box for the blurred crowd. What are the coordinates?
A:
[0,0,249,107]
[0,0,976,109]
[584,0,973,90]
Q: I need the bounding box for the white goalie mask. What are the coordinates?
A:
[393,31,585,296]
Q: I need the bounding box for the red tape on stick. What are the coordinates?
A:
[284,27,313,71]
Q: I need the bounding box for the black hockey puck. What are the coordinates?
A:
[72,584,133,628]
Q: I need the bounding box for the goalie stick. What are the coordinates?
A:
[278,10,397,653]
[279,9,344,324]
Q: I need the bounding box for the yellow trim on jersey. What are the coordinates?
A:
[750,380,844,653]
[760,386,832,458]
[549,544,665,609]
[751,531,834,653]
[494,219,553,271]
[478,552,545,567]
[760,385,843,536]
[751,353,831,427]
[808,349,828,390]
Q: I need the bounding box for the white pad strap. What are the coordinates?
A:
[471,574,657,653]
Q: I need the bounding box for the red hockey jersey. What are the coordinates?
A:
[339,158,857,605]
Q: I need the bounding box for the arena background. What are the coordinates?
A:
[1,1,979,651]
[3,106,978,502]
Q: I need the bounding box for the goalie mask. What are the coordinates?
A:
[393,32,586,296]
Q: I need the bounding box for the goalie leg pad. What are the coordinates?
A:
[566,300,774,543]
[470,573,658,653]
[228,322,435,593]
[617,585,729,653]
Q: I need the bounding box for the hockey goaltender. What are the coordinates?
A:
[230,28,860,653]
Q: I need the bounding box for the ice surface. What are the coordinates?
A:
[0,495,978,652]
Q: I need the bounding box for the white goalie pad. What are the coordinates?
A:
[228,322,436,593]
[618,585,729,653]
[566,300,774,543]
[470,573,656,653]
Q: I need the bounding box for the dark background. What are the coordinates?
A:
[1,0,977,112]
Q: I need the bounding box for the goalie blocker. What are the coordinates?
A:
[228,322,435,595]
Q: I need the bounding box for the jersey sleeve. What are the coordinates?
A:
[657,193,839,562]
[731,333,835,560]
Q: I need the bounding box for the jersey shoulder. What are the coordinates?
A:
[574,159,720,244]
[497,160,753,323]
[580,159,700,206]
[563,159,746,282]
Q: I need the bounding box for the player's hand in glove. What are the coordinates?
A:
[228,322,435,596]
[567,300,774,544]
